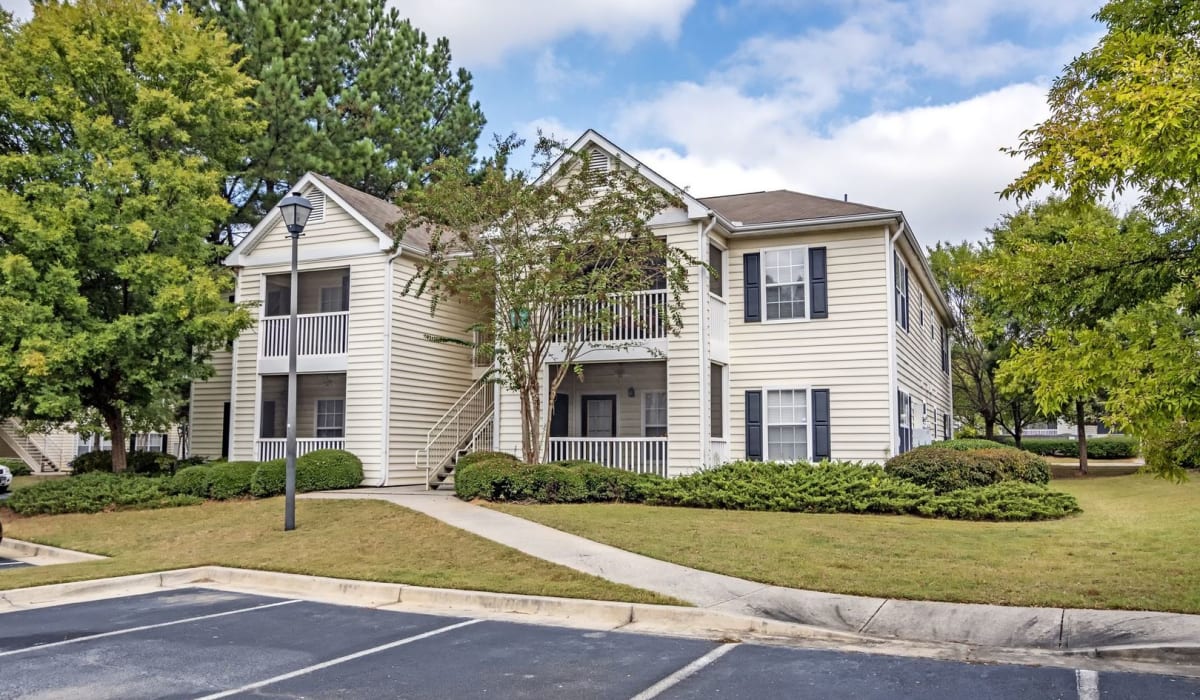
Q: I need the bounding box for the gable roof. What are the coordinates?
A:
[699,190,894,226]
[224,173,430,266]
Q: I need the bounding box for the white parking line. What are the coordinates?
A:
[0,561,30,567]
[195,618,484,700]
[1077,669,1100,700]
[0,599,302,657]
[630,643,738,700]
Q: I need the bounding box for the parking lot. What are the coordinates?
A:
[0,587,1197,699]
[0,557,30,570]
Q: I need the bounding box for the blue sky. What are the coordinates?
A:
[3,0,1108,244]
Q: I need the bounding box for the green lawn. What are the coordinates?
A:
[491,474,1200,613]
[0,497,678,605]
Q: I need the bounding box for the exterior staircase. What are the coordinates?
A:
[417,377,495,490]
[0,419,62,472]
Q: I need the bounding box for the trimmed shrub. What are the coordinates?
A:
[1084,436,1140,459]
[885,447,1008,494]
[169,465,213,498]
[917,482,1081,521]
[69,450,177,476]
[208,461,259,500]
[249,459,287,497]
[455,458,585,503]
[549,460,662,502]
[933,438,1013,451]
[646,461,931,514]
[0,458,32,476]
[456,451,520,469]
[971,448,1051,485]
[995,436,1140,459]
[5,472,202,515]
[249,450,363,497]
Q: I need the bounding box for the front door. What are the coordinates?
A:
[582,395,617,438]
[550,393,570,438]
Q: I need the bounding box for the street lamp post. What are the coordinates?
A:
[277,191,313,531]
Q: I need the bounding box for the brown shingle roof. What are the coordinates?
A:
[699,190,894,226]
[311,174,431,253]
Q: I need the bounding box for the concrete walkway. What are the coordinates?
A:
[304,487,1200,653]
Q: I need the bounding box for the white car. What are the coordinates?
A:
[0,464,11,493]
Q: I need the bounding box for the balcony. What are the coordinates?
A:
[255,373,345,460]
[258,268,349,373]
[549,289,668,362]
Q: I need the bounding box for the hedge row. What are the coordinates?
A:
[455,456,1080,521]
[69,449,189,476]
[168,450,363,500]
[990,436,1140,459]
[7,450,363,515]
[0,457,32,476]
[5,472,203,515]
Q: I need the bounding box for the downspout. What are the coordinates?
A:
[697,213,718,469]
[377,246,403,486]
[885,222,906,458]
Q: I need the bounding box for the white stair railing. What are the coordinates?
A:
[417,377,495,487]
[1,419,61,472]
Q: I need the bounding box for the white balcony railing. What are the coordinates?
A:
[548,437,668,477]
[256,438,344,461]
[553,289,667,343]
[259,312,349,358]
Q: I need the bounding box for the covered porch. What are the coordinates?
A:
[256,372,346,461]
[547,361,668,476]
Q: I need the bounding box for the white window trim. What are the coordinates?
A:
[759,244,811,325]
[642,390,668,437]
[314,397,346,438]
[894,252,909,332]
[762,386,813,462]
[707,237,728,301]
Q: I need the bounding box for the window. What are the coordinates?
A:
[319,285,344,313]
[76,434,112,457]
[766,389,808,461]
[710,364,724,438]
[894,252,909,331]
[134,434,167,452]
[315,399,345,438]
[764,248,807,320]
[941,325,951,374]
[266,288,289,317]
[918,293,925,328]
[897,390,912,453]
[708,243,724,297]
[643,391,667,437]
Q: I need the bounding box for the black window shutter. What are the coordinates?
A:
[943,412,951,440]
[745,390,763,460]
[160,433,168,453]
[902,267,910,331]
[809,247,827,319]
[743,253,761,322]
[812,389,831,461]
[941,326,949,373]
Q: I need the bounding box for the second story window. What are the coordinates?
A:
[708,242,724,297]
[894,251,909,332]
[764,248,807,320]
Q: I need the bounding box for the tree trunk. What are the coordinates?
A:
[1076,400,1088,475]
[104,411,127,473]
[984,419,995,440]
[1014,426,1023,449]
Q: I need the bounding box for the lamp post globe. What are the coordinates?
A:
[278,191,311,531]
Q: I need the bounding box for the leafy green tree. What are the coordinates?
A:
[978,199,1162,472]
[928,242,1040,444]
[1002,0,1200,478]
[399,136,699,463]
[180,0,487,244]
[0,0,257,471]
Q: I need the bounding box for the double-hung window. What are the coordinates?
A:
[897,390,912,453]
[766,389,809,461]
[315,399,345,438]
[643,391,668,437]
[764,248,807,321]
[708,243,724,297]
[894,252,909,331]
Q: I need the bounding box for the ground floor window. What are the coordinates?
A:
[315,398,345,438]
[643,391,667,437]
[766,389,809,461]
[897,390,912,453]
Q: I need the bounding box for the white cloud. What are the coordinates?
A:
[0,0,31,21]
[622,84,1055,245]
[533,49,599,100]
[391,0,696,65]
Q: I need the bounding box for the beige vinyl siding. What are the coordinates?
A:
[189,349,232,460]
[496,376,525,458]
[231,271,261,461]
[895,243,954,443]
[248,185,375,255]
[387,255,483,485]
[663,222,704,474]
[727,227,893,463]
[341,257,388,482]
[551,362,667,437]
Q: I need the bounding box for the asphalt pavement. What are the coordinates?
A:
[1,587,1197,699]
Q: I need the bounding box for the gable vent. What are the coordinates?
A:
[587,148,610,176]
[303,188,326,224]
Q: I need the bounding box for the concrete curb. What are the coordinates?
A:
[0,538,107,564]
[0,566,1196,673]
